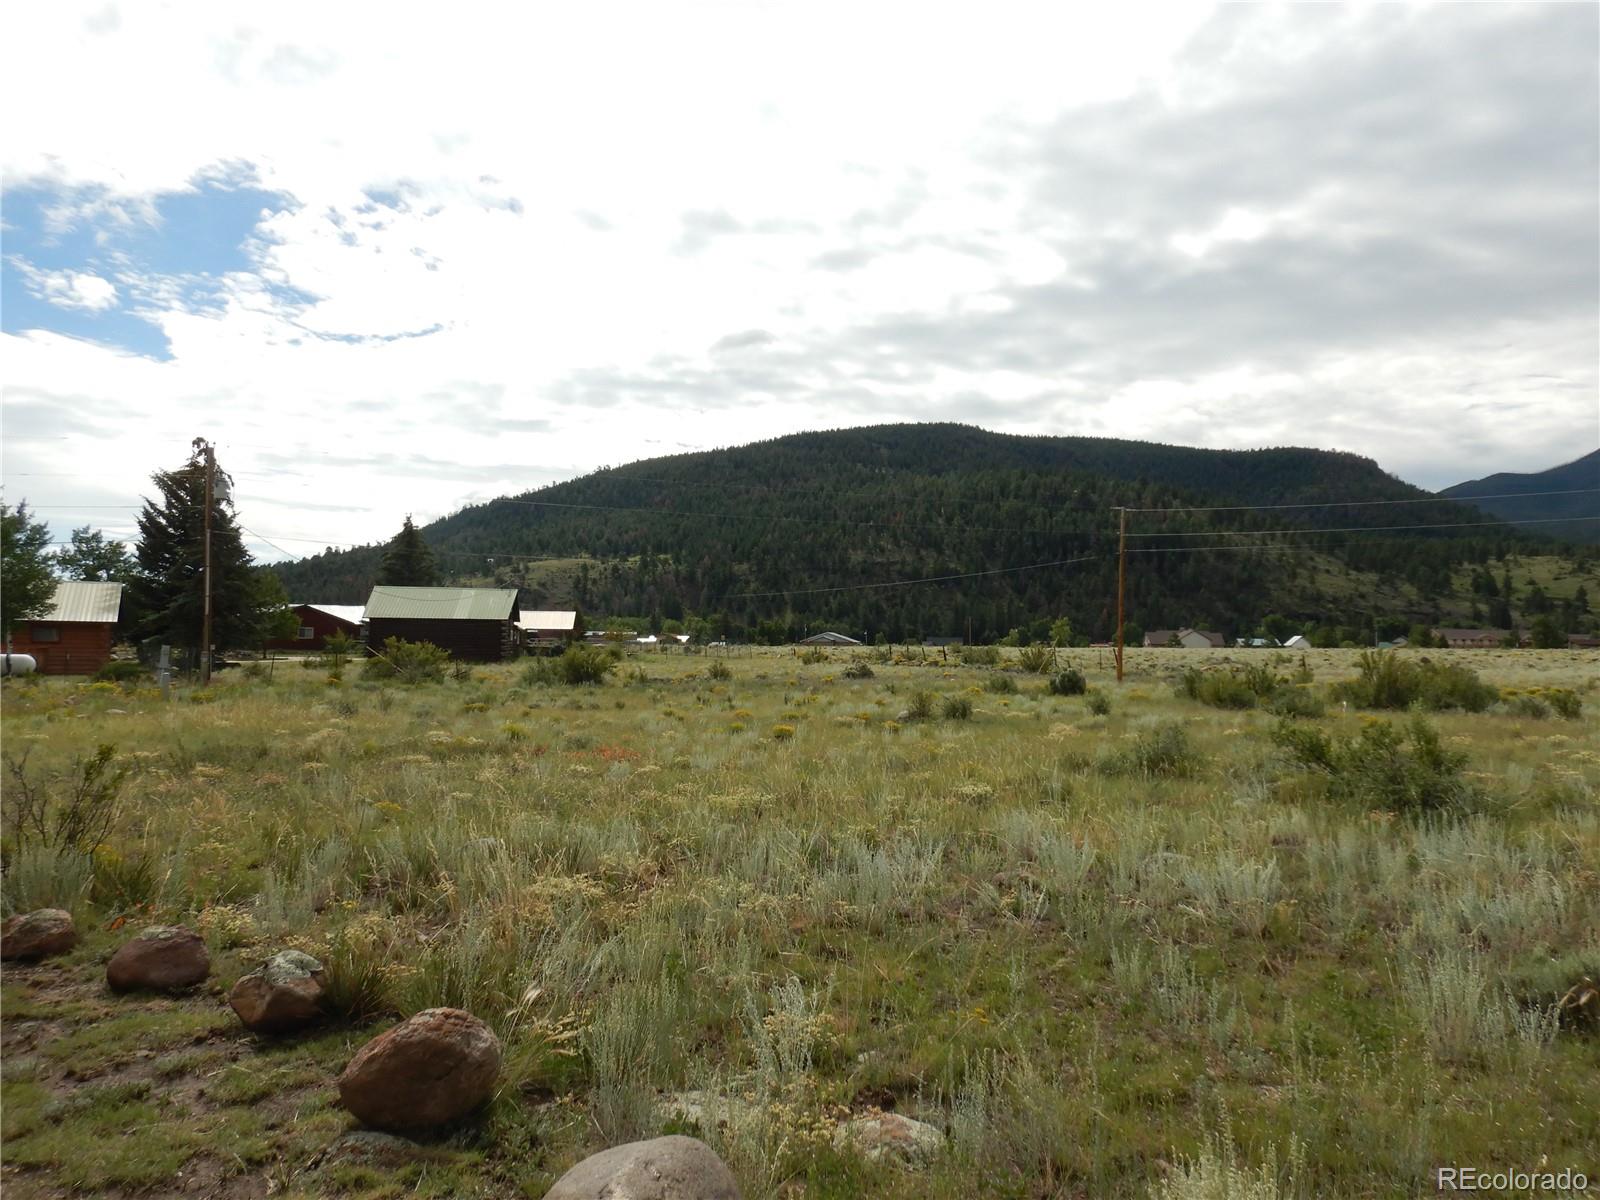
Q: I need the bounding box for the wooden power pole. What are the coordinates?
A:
[1114,507,1127,683]
[196,438,215,685]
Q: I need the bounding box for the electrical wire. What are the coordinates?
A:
[1123,515,1597,539]
[1121,487,1599,513]
[721,554,1103,600]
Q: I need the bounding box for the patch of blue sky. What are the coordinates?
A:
[1,170,310,360]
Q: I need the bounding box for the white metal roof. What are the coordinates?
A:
[37,581,123,624]
[516,609,577,631]
[300,604,366,625]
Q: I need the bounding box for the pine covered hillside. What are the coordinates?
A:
[272,424,1583,643]
[1442,449,1600,544]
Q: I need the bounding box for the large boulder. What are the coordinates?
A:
[544,1135,742,1200]
[106,926,210,992]
[832,1111,944,1166]
[1,908,77,961]
[338,1008,501,1131]
[229,950,326,1033]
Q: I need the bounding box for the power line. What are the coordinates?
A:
[1124,487,1600,513]
[721,554,1103,600]
[1124,515,1598,539]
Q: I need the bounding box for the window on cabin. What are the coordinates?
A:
[32,626,60,643]
[297,626,315,640]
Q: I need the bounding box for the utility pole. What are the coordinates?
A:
[195,438,215,685]
[1114,506,1127,683]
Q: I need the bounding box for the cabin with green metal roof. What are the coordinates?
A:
[363,586,520,662]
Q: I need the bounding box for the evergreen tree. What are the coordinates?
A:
[55,525,135,582]
[377,516,439,586]
[1,501,56,638]
[126,451,266,654]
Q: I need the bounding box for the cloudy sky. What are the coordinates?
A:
[3,2,1596,561]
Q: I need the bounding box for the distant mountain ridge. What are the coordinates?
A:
[272,423,1547,641]
[1442,449,1599,544]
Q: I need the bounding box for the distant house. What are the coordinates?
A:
[1282,634,1311,650]
[1432,628,1521,649]
[517,609,578,653]
[1235,637,1278,649]
[264,603,364,652]
[364,586,520,661]
[1143,628,1225,649]
[797,631,862,646]
[7,581,123,675]
[1567,634,1600,649]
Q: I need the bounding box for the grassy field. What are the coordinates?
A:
[2,645,1597,1199]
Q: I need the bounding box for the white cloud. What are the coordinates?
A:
[13,263,120,311]
[0,2,1594,558]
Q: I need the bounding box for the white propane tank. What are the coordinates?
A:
[2,653,38,677]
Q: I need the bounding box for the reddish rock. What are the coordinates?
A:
[229,950,326,1033]
[1,908,77,961]
[544,1136,743,1200]
[833,1111,945,1165]
[338,1008,500,1131]
[105,925,210,992]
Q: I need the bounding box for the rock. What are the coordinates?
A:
[229,950,326,1033]
[1,908,77,961]
[106,926,210,992]
[832,1111,944,1166]
[544,1135,742,1200]
[338,1008,501,1131]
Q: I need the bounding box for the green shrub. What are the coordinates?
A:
[1267,686,1325,719]
[940,695,973,721]
[1047,669,1087,696]
[1178,663,1281,709]
[1099,722,1196,776]
[842,662,875,680]
[92,660,146,684]
[1272,715,1472,814]
[555,645,618,686]
[1546,689,1582,720]
[1016,644,1056,673]
[706,659,733,681]
[986,673,1019,694]
[363,638,450,684]
[1504,694,1551,720]
[1086,691,1112,716]
[906,691,937,721]
[1332,650,1498,713]
[1125,722,1198,778]
[798,647,828,665]
[959,645,1000,666]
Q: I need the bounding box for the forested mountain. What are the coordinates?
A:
[1442,450,1600,544]
[272,424,1580,643]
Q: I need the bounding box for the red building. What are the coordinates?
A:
[264,604,365,652]
[8,581,123,675]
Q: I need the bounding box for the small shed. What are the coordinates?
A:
[517,609,579,653]
[8,581,123,675]
[265,603,365,652]
[1282,634,1311,650]
[797,631,862,646]
[364,586,520,662]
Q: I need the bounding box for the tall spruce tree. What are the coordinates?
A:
[126,452,268,655]
[1,501,57,638]
[377,516,439,586]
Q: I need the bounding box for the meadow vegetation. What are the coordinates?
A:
[2,645,1597,1198]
